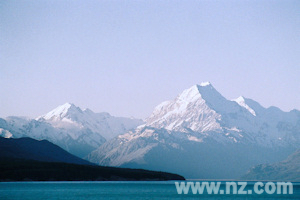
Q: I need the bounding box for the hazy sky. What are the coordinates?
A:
[1,0,299,119]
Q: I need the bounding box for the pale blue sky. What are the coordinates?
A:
[1,0,299,119]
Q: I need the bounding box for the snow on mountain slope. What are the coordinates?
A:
[233,96,256,116]
[0,103,143,158]
[37,103,143,140]
[87,82,300,179]
[145,83,299,146]
[146,84,223,133]
[0,116,103,158]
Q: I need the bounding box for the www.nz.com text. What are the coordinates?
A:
[175,181,293,195]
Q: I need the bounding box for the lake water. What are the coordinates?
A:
[0,181,299,200]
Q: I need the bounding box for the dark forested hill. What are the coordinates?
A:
[0,137,92,165]
[0,137,185,181]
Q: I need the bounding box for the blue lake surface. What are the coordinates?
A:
[0,181,299,200]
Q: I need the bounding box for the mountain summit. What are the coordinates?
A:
[146,83,225,133]
[38,102,82,121]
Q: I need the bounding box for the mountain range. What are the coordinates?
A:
[87,82,300,179]
[1,82,299,180]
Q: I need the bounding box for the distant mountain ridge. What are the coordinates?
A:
[242,149,300,181]
[87,82,300,179]
[0,104,143,157]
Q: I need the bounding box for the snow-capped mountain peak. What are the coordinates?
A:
[37,103,144,141]
[146,83,247,132]
[175,83,224,106]
[37,102,82,121]
[146,83,224,132]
